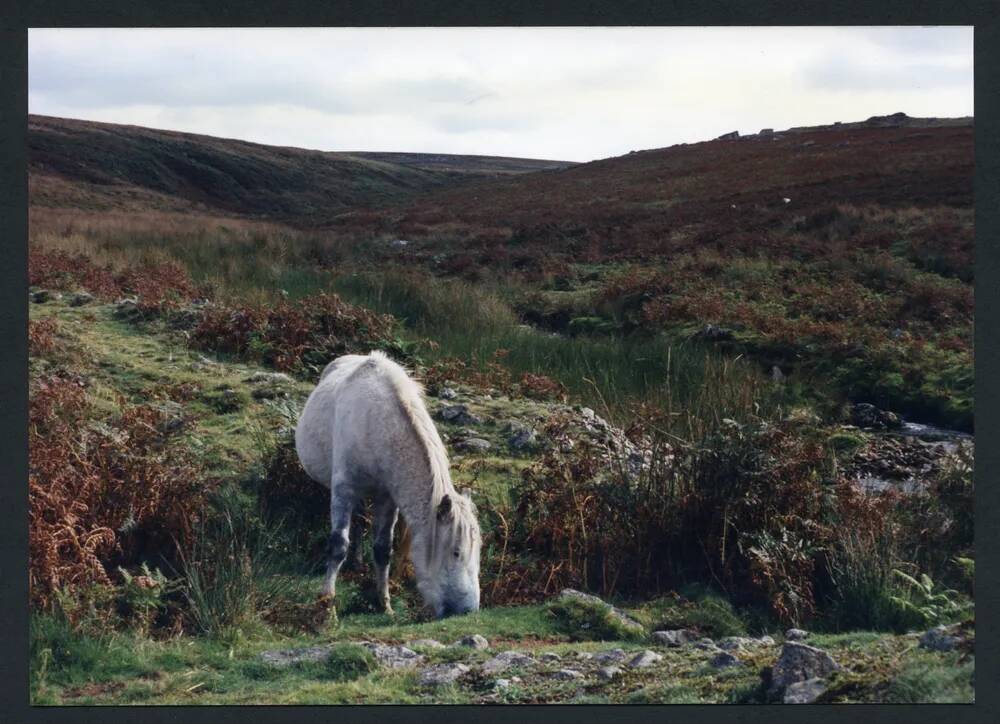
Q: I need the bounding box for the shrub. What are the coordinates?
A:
[888,570,968,627]
[29,245,202,312]
[638,590,748,639]
[498,411,834,623]
[189,292,396,374]
[28,318,60,356]
[177,489,300,639]
[823,526,915,632]
[29,376,208,611]
[116,562,174,635]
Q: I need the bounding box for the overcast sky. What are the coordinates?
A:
[29,27,973,162]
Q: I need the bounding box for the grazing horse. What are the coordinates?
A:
[295,351,481,618]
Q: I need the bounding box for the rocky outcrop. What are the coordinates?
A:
[438,404,483,426]
[851,403,901,431]
[919,624,962,652]
[482,651,535,674]
[652,629,696,647]
[784,677,828,704]
[558,589,646,637]
[259,645,334,668]
[767,642,841,699]
[420,663,471,687]
[627,650,663,669]
[454,634,490,650]
[360,642,424,669]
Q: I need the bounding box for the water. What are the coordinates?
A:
[897,421,972,447]
[854,420,973,495]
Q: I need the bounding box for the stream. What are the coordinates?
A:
[853,421,973,495]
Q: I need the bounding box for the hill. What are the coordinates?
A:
[332,114,973,253]
[321,116,973,430]
[28,115,573,221]
[347,151,575,176]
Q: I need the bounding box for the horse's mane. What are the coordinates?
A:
[365,351,480,564]
[367,352,449,504]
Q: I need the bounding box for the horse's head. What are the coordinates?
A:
[418,489,481,618]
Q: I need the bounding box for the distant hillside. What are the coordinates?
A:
[331,118,973,253]
[27,115,571,221]
[348,151,576,176]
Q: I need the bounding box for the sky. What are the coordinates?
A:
[28,27,973,162]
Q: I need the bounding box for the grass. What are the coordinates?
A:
[331,269,789,432]
[27,239,975,704]
[883,651,975,703]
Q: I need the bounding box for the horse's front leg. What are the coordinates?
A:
[323,478,356,601]
[372,494,399,614]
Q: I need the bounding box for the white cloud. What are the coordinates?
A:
[29,27,973,162]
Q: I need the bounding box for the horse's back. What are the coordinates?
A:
[294,352,412,487]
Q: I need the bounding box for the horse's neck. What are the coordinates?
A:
[392,451,452,544]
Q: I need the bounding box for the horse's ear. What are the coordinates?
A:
[436,494,453,521]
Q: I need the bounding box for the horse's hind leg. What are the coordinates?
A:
[323,478,356,600]
[372,494,399,614]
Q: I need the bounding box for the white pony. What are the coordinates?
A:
[295,351,481,618]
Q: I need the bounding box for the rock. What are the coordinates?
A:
[260,646,332,668]
[768,642,841,698]
[710,652,742,668]
[507,424,539,452]
[758,635,777,646]
[244,371,294,385]
[113,297,141,320]
[627,650,663,669]
[494,678,513,690]
[785,628,809,642]
[360,642,424,669]
[166,305,205,330]
[652,629,696,647]
[919,624,961,652]
[539,652,562,662]
[851,403,902,431]
[718,636,754,651]
[591,648,627,664]
[553,669,585,680]
[420,663,470,687]
[716,130,740,140]
[456,437,492,453]
[696,324,734,342]
[455,634,489,650]
[482,650,535,674]
[69,291,94,307]
[438,387,458,400]
[574,651,594,661]
[597,666,621,681]
[783,677,828,704]
[694,638,719,651]
[31,289,53,304]
[558,589,645,637]
[408,639,446,650]
[251,386,289,400]
[439,404,483,426]
[759,128,774,137]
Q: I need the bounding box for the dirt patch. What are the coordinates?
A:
[64,681,126,699]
